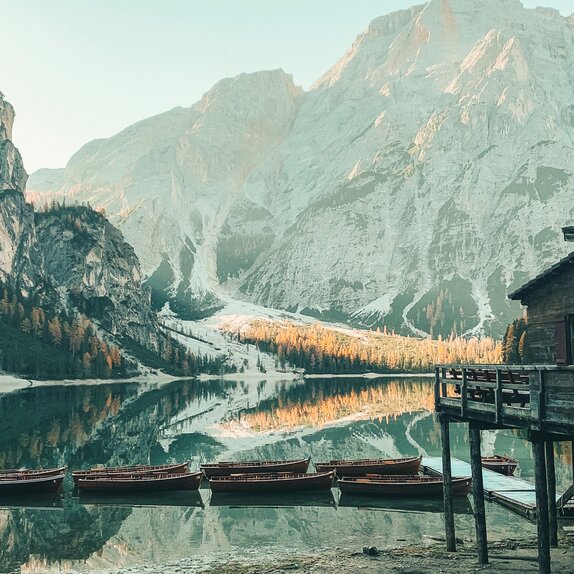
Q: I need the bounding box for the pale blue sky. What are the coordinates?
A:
[2,0,570,172]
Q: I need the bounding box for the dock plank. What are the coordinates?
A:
[421,456,564,520]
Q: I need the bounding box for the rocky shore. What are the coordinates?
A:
[91,537,574,574]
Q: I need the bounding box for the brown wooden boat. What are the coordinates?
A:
[72,462,188,483]
[201,458,310,478]
[0,466,67,479]
[314,456,421,477]
[338,475,472,497]
[0,473,65,495]
[76,471,202,492]
[208,471,335,493]
[481,455,518,476]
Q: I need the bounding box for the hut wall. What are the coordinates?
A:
[522,264,574,364]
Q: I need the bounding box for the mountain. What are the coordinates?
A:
[27,0,574,337]
[0,92,222,378]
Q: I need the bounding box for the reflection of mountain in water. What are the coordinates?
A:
[237,378,435,431]
[0,503,130,574]
[0,376,568,572]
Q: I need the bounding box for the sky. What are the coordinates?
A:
[2,0,571,173]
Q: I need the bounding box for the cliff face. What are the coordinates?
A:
[34,206,159,347]
[0,92,160,352]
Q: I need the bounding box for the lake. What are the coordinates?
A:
[0,375,569,573]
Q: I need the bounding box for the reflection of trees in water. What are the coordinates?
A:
[0,379,235,470]
[0,503,130,574]
[236,378,434,431]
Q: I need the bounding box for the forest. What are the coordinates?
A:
[0,280,231,379]
[0,281,125,379]
[233,320,502,374]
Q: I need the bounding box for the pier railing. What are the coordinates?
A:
[435,364,574,435]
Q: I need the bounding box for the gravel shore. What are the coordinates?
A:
[95,537,574,574]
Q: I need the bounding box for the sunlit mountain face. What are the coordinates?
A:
[28,0,574,337]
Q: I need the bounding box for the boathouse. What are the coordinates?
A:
[434,226,574,574]
[508,226,574,365]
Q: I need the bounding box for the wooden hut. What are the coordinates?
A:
[434,227,574,574]
[508,227,574,365]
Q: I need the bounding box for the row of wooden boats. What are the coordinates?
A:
[0,453,517,496]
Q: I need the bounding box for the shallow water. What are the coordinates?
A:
[0,376,568,573]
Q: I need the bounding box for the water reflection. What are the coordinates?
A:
[0,376,566,573]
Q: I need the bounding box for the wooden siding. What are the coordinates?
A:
[520,262,574,365]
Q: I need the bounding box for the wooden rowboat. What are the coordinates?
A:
[201,458,310,478]
[0,473,65,495]
[481,455,518,476]
[314,456,421,477]
[72,462,188,483]
[338,475,472,497]
[0,466,67,479]
[76,471,202,492]
[208,471,335,493]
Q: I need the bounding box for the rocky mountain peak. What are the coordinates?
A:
[0,93,27,193]
[26,2,574,337]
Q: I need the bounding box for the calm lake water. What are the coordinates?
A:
[0,375,570,573]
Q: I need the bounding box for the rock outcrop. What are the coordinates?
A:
[0,92,159,348]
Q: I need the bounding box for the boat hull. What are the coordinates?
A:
[315,456,421,477]
[77,471,202,492]
[201,458,310,478]
[72,462,189,483]
[209,471,335,493]
[481,456,518,476]
[338,475,472,497]
[0,474,65,495]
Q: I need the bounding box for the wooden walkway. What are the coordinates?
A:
[422,456,563,520]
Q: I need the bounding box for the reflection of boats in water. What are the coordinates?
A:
[338,475,472,497]
[78,490,204,508]
[201,458,310,477]
[315,456,421,477]
[209,490,336,508]
[0,493,64,510]
[338,493,473,514]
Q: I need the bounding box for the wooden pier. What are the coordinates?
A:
[435,364,574,573]
[422,456,564,520]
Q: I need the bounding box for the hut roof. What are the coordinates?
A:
[508,251,574,301]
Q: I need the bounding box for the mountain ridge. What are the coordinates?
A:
[27,1,574,337]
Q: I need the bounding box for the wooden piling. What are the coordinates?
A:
[440,413,456,552]
[533,439,551,574]
[545,441,558,547]
[469,423,488,564]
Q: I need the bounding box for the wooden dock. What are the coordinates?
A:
[422,456,563,521]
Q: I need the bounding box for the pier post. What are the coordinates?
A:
[469,423,488,564]
[440,413,456,552]
[533,439,551,574]
[545,441,558,547]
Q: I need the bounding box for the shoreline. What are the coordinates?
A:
[67,538,574,574]
[0,369,435,393]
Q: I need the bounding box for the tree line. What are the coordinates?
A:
[0,281,126,379]
[232,320,502,374]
